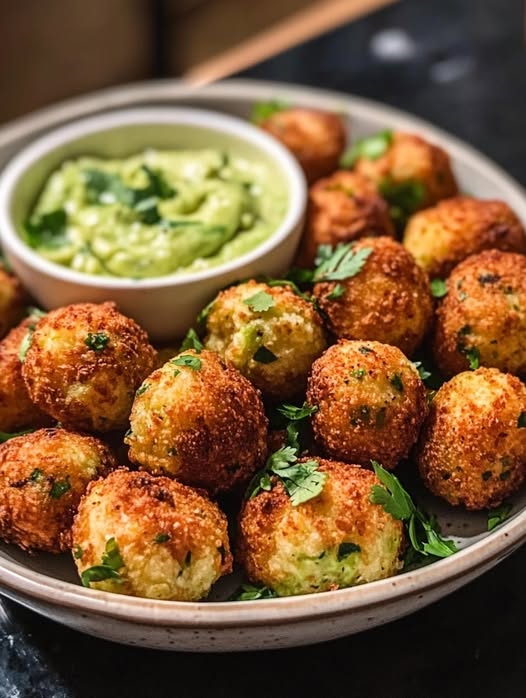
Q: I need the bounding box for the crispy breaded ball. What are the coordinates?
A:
[22,302,156,432]
[433,250,526,378]
[313,237,433,355]
[0,428,116,552]
[403,197,526,279]
[0,315,51,432]
[306,340,427,470]
[258,108,346,183]
[0,266,26,339]
[72,469,232,600]
[417,368,526,510]
[353,131,458,210]
[238,458,404,596]
[296,171,395,267]
[126,349,268,494]
[203,280,327,400]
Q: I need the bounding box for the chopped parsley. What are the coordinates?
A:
[73,544,84,560]
[180,328,204,353]
[196,299,215,325]
[30,468,44,482]
[313,243,372,283]
[430,279,448,298]
[80,537,124,588]
[326,283,345,300]
[84,332,109,352]
[390,374,404,392]
[49,477,71,499]
[230,583,277,601]
[171,354,202,370]
[463,346,480,370]
[243,291,275,312]
[135,383,149,397]
[154,533,171,544]
[253,346,278,364]
[412,361,432,382]
[517,412,526,428]
[24,208,68,249]
[0,429,34,443]
[350,368,366,380]
[358,345,373,355]
[276,402,318,421]
[340,130,393,168]
[487,502,512,531]
[337,542,361,561]
[379,178,425,230]
[251,100,289,124]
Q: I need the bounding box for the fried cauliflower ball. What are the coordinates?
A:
[22,302,156,432]
[0,265,26,339]
[433,250,526,378]
[313,237,433,355]
[296,171,395,267]
[353,131,458,210]
[0,428,116,552]
[258,107,346,183]
[403,197,526,279]
[238,458,404,596]
[307,340,427,470]
[126,349,268,494]
[417,368,526,510]
[203,280,327,400]
[0,315,51,432]
[72,469,232,600]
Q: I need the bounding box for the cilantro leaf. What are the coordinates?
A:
[251,100,289,124]
[487,502,512,531]
[0,429,34,443]
[412,361,432,382]
[243,291,275,312]
[390,374,404,392]
[274,458,327,506]
[135,383,149,397]
[313,244,372,282]
[253,346,278,364]
[266,277,313,303]
[196,300,215,326]
[337,542,361,560]
[24,209,68,249]
[171,354,202,370]
[73,544,83,560]
[276,402,318,421]
[84,332,109,352]
[49,477,71,499]
[369,465,414,521]
[180,328,204,353]
[340,130,393,168]
[430,279,448,298]
[463,346,480,370]
[83,169,134,206]
[101,537,124,570]
[326,284,345,300]
[230,583,277,601]
[80,537,124,588]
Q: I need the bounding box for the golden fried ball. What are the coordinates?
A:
[0,266,26,340]
[307,340,427,470]
[238,458,404,596]
[22,302,156,432]
[296,171,395,267]
[0,316,51,432]
[204,280,327,400]
[417,368,526,510]
[126,349,268,494]
[259,108,346,183]
[403,197,526,279]
[313,237,433,356]
[0,428,116,552]
[353,131,458,209]
[433,250,526,378]
[72,469,232,600]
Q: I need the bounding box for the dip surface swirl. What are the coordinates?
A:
[24,149,287,278]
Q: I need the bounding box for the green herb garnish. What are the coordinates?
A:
[379,178,425,230]
[350,368,366,380]
[430,279,448,298]
[487,502,512,531]
[135,383,149,397]
[84,332,109,352]
[340,130,393,168]
[49,477,71,499]
[412,361,432,382]
[253,346,278,364]
[154,533,171,544]
[390,374,404,392]
[171,354,202,370]
[30,468,44,482]
[276,403,318,421]
[337,542,361,560]
[180,328,204,353]
[230,583,278,601]
[80,537,125,588]
[24,209,68,249]
[0,429,34,443]
[243,291,275,312]
[463,347,480,370]
[326,284,345,300]
[313,243,372,283]
[251,100,289,124]
[73,544,84,560]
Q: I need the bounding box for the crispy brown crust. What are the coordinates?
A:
[260,108,347,183]
[354,131,458,209]
[296,171,395,267]
[126,349,268,494]
[237,459,404,590]
[0,267,26,340]
[417,368,526,510]
[306,340,427,470]
[22,302,157,432]
[314,237,433,356]
[433,250,526,377]
[0,317,51,431]
[0,428,116,552]
[403,197,526,279]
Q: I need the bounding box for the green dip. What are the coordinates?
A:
[24,149,287,278]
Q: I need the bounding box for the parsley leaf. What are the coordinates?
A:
[251,100,289,124]
[369,461,414,520]
[517,412,526,428]
[101,537,124,569]
[390,374,404,392]
[253,346,278,364]
[430,279,448,298]
[463,346,480,370]
[0,429,34,443]
[326,284,345,300]
[275,458,327,506]
[196,299,215,325]
[49,477,71,499]
[412,361,432,382]
[487,502,512,531]
[73,544,83,560]
[171,354,202,370]
[154,533,171,544]
[80,537,124,588]
[337,542,361,560]
[379,178,425,230]
[340,130,393,168]
[277,402,318,421]
[313,243,372,283]
[84,332,109,352]
[135,383,149,397]
[180,328,204,353]
[24,209,68,249]
[243,291,275,312]
[83,169,134,206]
[230,583,277,601]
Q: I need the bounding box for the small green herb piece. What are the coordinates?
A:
[84,332,109,352]
[80,537,125,587]
[326,284,345,300]
[101,537,124,570]
[83,169,134,206]
[517,412,526,428]
[313,243,372,283]
[18,319,41,362]
[463,347,480,370]
[350,368,366,380]
[30,468,44,482]
[430,279,448,298]
[180,328,204,353]
[0,429,34,443]
[340,130,393,168]
[230,583,277,601]
[173,369,180,378]
[412,361,432,382]
[369,462,414,520]
[487,502,512,531]
[379,178,426,230]
[358,345,373,355]
[73,544,84,560]
[49,477,71,499]
[253,346,278,364]
[243,291,275,312]
[458,324,472,336]
[24,209,68,249]
[337,542,361,561]
[196,299,215,325]
[276,402,318,421]
[155,533,171,544]
[390,374,404,392]
[171,354,202,370]
[25,307,47,320]
[136,383,149,397]
[266,277,313,303]
[251,100,289,124]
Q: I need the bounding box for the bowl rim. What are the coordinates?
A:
[0,106,306,288]
[0,79,526,629]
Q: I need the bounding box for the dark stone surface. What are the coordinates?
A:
[2,0,526,695]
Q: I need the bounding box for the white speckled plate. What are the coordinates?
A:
[0,80,525,652]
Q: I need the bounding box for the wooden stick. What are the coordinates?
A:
[184,0,398,85]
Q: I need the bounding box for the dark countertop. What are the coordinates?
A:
[2,0,526,696]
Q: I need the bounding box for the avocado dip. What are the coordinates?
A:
[23,149,287,278]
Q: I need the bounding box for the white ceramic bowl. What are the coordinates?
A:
[0,80,526,652]
[0,107,306,340]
